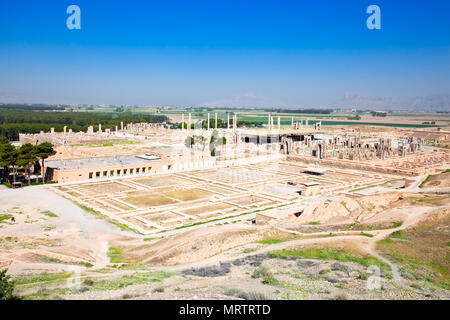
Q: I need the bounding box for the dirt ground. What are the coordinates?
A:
[422,171,450,188]
[1,170,449,300]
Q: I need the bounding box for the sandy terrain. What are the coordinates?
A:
[0,186,133,275]
[1,166,449,300]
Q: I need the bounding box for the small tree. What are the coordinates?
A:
[0,269,18,300]
[0,138,16,184]
[34,142,56,183]
[209,130,218,157]
[184,136,194,148]
[9,147,19,187]
[17,144,38,185]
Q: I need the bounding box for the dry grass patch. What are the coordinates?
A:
[124,194,177,207]
[163,188,213,201]
[257,231,300,244]
[230,195,268,206]
[134,176,188,187]
[390,193,450,208]
[79,182,134,194]
[376,207,450,290]
[181,203,234,215]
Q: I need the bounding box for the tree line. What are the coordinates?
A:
[0,108,169,140]
[0,104,67,111]
[0,138,56,187]
[184,131,227,157]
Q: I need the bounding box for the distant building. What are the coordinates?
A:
[46,147,216,183]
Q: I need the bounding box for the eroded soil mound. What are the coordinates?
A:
[114,223,279,265]
[423,171,450,188]
[295,192,405,225]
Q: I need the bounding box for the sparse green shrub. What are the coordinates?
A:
[335,283,345,289]
[257,238,283,244]
[82,279,94,286]
[358,273,368,280]
[153,286,165,293]
[108,247,126,263]
[410,283,422,290]
[0,269,19,300]
[262,275,279,286]
[269,248,392,279]
[42,211,58,218]
[182,263,231,277]
[319,269,331,275]
[0,214,13,223]
[252,264,271,279]
[360,232,374,238]
[331,263,350,274]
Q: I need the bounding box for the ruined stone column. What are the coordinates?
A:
[63,126,67,135]
[278,116,281,131]
[207,113,210,131]
[98,123,102,133]
[120,122,124,131]
[227,113,230,129]
[268,112,271,131]
[181,114,185,131]
[291,117,294,129]
[188,113,192,132]
[215,113,218,129]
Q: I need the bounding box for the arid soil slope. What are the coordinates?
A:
[292,192,405,225]
[112,223,280,265]
[423,171,450,188]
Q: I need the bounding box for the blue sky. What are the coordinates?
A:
[0,0,449,109]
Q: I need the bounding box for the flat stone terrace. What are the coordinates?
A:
[48,161,395,235]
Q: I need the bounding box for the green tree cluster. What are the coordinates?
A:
[0,138,55,186]
[177,118,262,130]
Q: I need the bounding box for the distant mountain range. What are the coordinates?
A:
[332,93,450,112]
[200,92,450,112]
[199,92,285,109]
[2,91,449,112]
